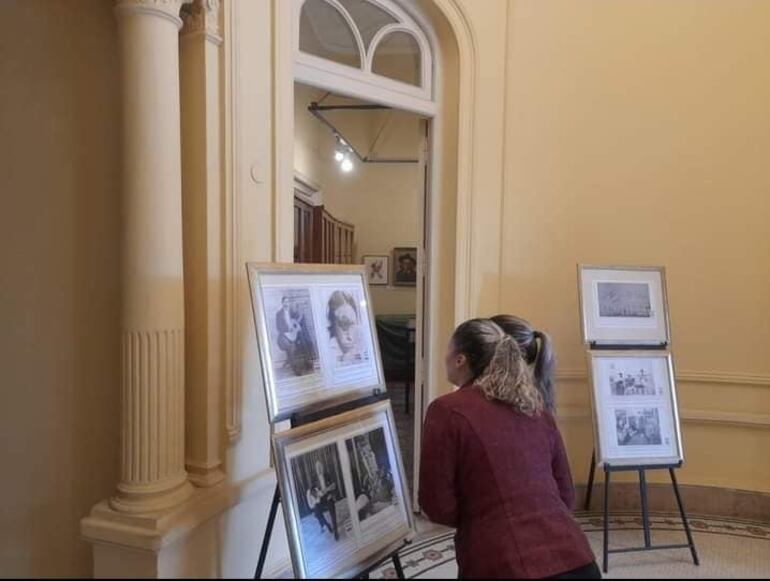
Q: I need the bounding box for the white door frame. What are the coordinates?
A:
[272,0,478,511]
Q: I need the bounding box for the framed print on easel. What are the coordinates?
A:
[246,263,386,423]
[578,264,670,346]
[272,400,415,579]
[587,350,683,468]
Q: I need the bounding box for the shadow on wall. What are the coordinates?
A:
[0,1,122,576]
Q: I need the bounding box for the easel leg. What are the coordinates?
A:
[584,450,597,511]
[603,467,610,574]
[670,468,700,566]
[393,553,406,579]
[254,485,281,579]
[638,469,652,548]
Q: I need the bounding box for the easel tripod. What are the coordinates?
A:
[583,449,699,573]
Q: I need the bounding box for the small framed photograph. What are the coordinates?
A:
[392,247,417,287]
[273,400,415,578]
[362,255,389,286]
[578,264,670,345]
[587,350,683,467]
[246,263,386,423]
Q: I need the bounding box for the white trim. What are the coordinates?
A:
[294,60,437,116]
[366,24,429,91]
[294,0,433,104]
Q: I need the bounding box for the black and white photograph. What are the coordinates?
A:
[598,281,652,318]
[263,287,321,383]
[289,443,357,577]
[607,359,658,396]
[247,264,386,423]
[273,401,414,578]
[322,287,371,369]
[578,265,670,345]
[346,428,397,525]
[614,408,664,446]
[362,255,389,286]
[588,350,683,467]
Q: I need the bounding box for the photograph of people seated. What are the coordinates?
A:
[270,290,319,380]
[326,289,368,367]
[346,428,397,525]
[615,408,663,446]
[290,444,355,562]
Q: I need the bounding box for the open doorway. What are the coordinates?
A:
[293,81,428,497]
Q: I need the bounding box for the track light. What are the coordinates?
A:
[341,156,354,173]
[334,149,345,162]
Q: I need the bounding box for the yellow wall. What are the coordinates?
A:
[0,1,121,576]
[294,83,422,316]
[498,0,770,490]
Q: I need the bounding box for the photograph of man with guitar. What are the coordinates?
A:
[290,443,353,560]
[274,294,317,378]
[306,459,340,541]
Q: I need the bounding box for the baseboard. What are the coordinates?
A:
[575,482,770,523]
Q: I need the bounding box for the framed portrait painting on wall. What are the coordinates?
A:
[246,263,386,423]
[272,400,415,578]
[587,350,684,467]
[392,247,417,287]
[578,264,671,346]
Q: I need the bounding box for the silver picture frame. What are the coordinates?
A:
[246,262,387,423]
[272,400,415,579]
[587,350,684,467]
[578,264,671,346]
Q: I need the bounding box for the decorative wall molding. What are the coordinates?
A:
[83,468,276,552]
[223,0,242,443]
[557,405,770,430]
[556,369,770,388]
[180,0,221,44]
[114,0,193,28]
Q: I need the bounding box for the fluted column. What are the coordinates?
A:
[112,0,194,514]
[179,0,225,488]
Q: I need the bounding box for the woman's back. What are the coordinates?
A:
[420,385,594,578]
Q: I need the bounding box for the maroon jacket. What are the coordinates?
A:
[419,384,595,578]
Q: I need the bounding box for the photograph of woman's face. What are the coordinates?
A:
[333,301,360,354]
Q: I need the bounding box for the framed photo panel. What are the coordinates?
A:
[273,400,415,579]
[578,264,670,346]
[362,255,389,286]
[392,247,417,287]
[587,350,684,467]
[246,263,386,423]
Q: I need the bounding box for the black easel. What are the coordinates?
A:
[583,341,699,573]
[583,449,700,573]
[254,392,410,580]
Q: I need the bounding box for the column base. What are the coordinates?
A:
[111,474,195,514]
[186,461,226,488]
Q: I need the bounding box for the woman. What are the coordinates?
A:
[327,290,364,364]
[419,319,599,579]
[490,314,556,413]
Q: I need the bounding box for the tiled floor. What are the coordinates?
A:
[370,512,770,579]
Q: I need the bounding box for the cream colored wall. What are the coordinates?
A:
[0,1,121,576]
[294,83,422,316]
[499,0,770,491]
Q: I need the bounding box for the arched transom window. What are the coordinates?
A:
[294,0,435,114]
